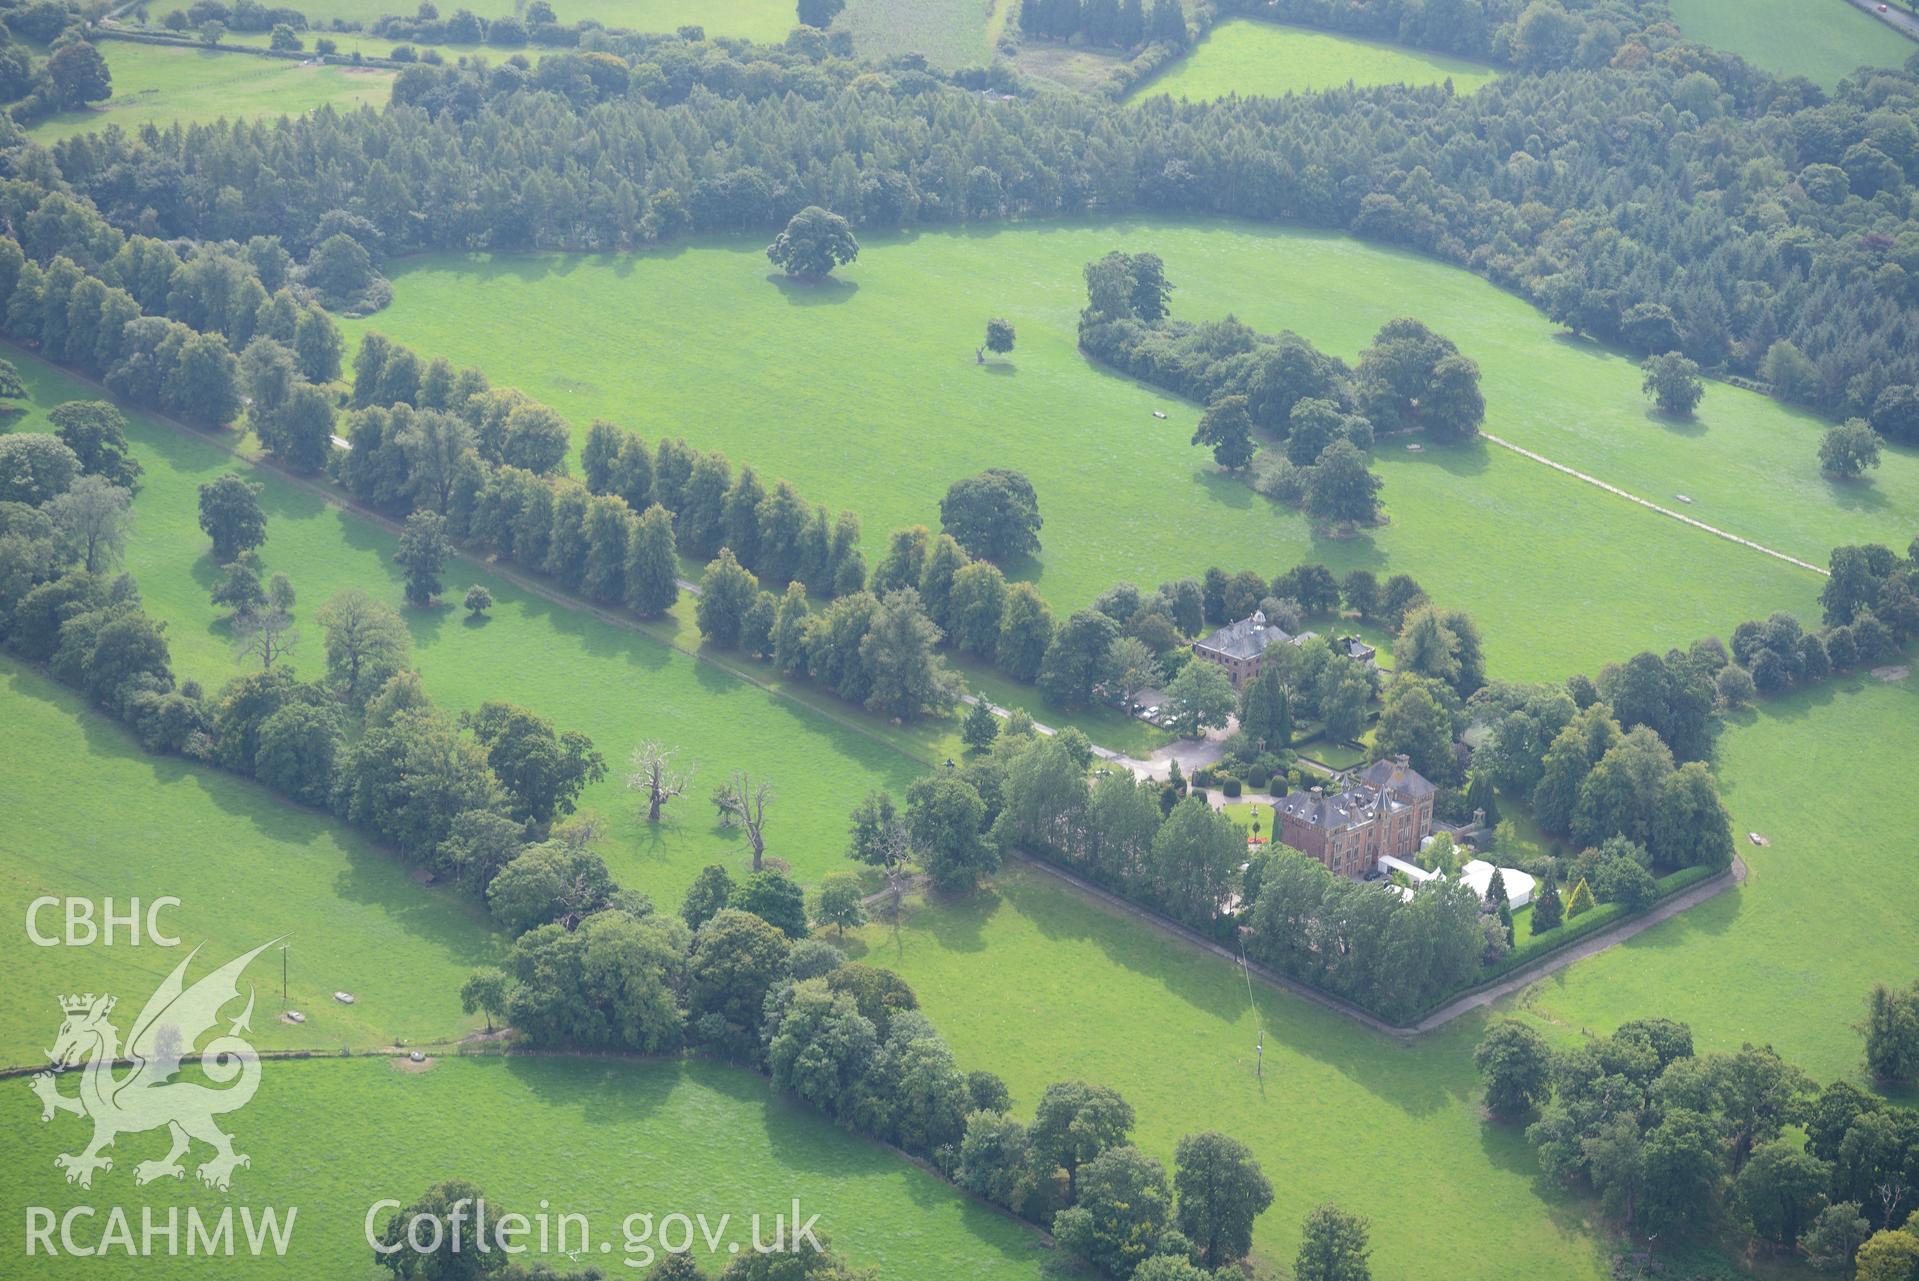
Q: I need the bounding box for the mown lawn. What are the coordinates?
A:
[350,219,1868,683]
[846,674,1919,1277]
[0,659,499,1064]
[26,42,393,146]
[0,1055,1049,1278]
[1134,19,1501,100]
[2,350,929,905]
[1667,0,1912,86]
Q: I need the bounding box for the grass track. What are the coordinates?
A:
[0,658,499,1064]
[347,220,1902,682]
[26,43,393,145]
[1135,19,1501,100]
[1667,0,1912,86]
[0,1055,1048,1278]
[2,351,929,905]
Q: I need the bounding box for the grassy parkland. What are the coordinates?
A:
[1666,0,1914,86]
[1135,19,1501,100]
[3,350,930,903]
[25,42,393,146]
[345,219,1890,680]
[2,1055,1049,1278]
[264,0,795,38]
[0,659,498,1064]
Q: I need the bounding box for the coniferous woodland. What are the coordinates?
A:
[30,6,1919,425]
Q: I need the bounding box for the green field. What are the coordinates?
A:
[350,220,1892,683]
[848,672,1919,1277]
[840,0,1010,67]
[277,0,998,61]
[0,659,498,1065]
[280,0,796,38]
[2,351,929,905]
[1668,0,1913,86]
[1,1055,1048,1278]
[26,42,392,146]
[1135,19,1501,100]
[849,862,1614,1280]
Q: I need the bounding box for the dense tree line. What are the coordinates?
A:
[0,173,349,464]
[0,5,115,124]
[1214,0,1639,67]
[1245,844,1487,1021]
[1017,0,1189,52]
[36,29,1919,421]
[1477,1013,1919,1273]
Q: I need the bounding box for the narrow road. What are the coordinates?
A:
[1406,855,1747,1033]
[957,692,1148,769]
[1481,432,1828,576]
[1840,0,1919,41]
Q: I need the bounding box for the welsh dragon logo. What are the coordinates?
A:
[29,939,281,1191]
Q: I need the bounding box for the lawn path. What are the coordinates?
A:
[1481,432,1829,576]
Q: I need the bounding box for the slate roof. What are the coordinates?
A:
[1275,784,1385,832]
[1355,756,1439,800]
[1277,757,1437,833]
[1194,611,1289,662]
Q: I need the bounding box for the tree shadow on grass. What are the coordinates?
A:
[127,418,243,482]
[1820,472,1892,516]
[765,273,860,306]
[499,1052,680,1127]
[898,884,997,957]
[999,862,1475,1115]
[1644,405,1706,438]
[1403,434,1494,479]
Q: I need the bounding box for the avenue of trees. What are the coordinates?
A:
[338,337,890,627]
[1477,1012,1919,1274]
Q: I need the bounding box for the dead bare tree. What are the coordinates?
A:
[233,607,298,670]
[626,741,692,823]
[234,573,299,670]
[714,770,773,871]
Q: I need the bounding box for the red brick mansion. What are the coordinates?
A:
[1272,756,1438,880]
